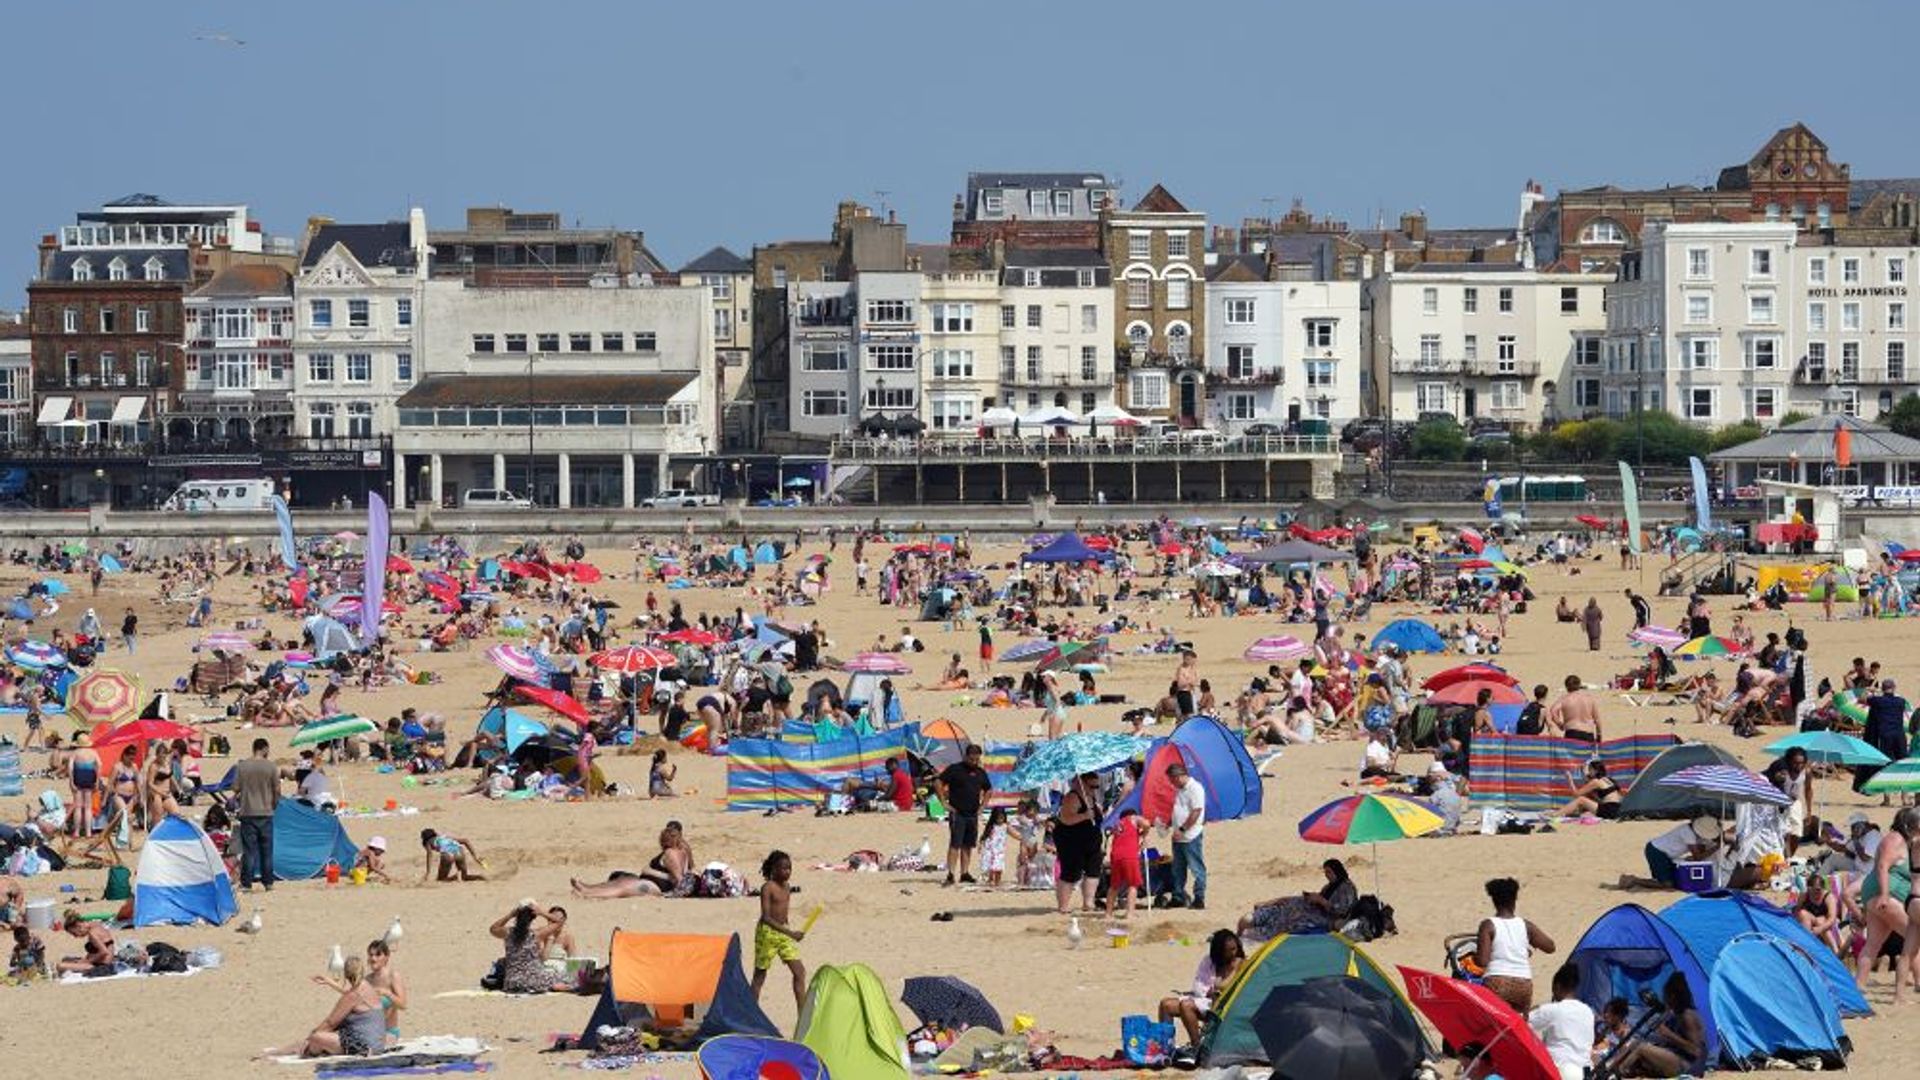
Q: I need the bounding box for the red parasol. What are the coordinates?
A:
[1421,664,1519,691]
[590,645,678,673]
[1428,679,1528,706]
[1396,965,1559,1080]
[513,684,589,724]
[1457,559,1495,570]
[659,628,723,646]
[386,554,414,574]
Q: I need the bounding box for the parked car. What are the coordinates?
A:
[1242,422,1284,436]
[641,488,720,509]
[460,488,533,509]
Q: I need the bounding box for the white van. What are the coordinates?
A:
[162,479,276,513]
[461,488,534,509]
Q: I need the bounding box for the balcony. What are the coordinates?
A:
[794,310,852,328]
[999,371,1111,389]
[1117,346,1201,372]
[1794,364,1904,385]
[1389,357,1541,377]
[41,369,172,390]
[1211,368,1285,387]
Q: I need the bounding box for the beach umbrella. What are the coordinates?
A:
[659,627,724,646]
[1673,635,1744,660]
[842,652,912,675]
[1189,560,1243,578]
[589,645,677,673]
[1655,764,1790,806]
[999,639,1056,664]
[1396,966,1558,1080]
[485,644,547,683]
[67,669,143,728]
[1033,641,1096,673]
[901,975,1004,1033]
[1862,757,1920,794]
[1006,732,1150,790]
[1457,559,1494,571]
[1458,528,1485,553]
[1762,730,1890,767]
[332,530,358,542]
[1421,663,1517,691]
[7,640,68,669]
[1629,625,1688,649]
[1832,689,1871,726]
[197,631,254,653]
[513,684,589,724]
[290,715,378,747]
[564,563,603,584]
[1298,793,1443,893]
[1576,514,1611,531]
[1244,635,1310,663]
[1427,680,1527,707]
[385,554,414,573]
[40,578,71,597]
[1253,976,1424,1080]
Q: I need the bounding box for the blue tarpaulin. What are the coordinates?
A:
[1370,618,1448,654]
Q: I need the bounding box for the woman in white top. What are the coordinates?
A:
[1474,876,1557,1013]
[1157,930,1245,1049]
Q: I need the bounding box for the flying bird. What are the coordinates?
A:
[195,31,247,47]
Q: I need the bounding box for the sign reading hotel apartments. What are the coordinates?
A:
[1805,286,1909,298]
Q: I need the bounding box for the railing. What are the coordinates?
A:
[1390,357,1542,377]
[1795,365,1905,384]
[41,371,172,390]
[1211,369,1285,386]
[794,312,852,327]
[829,433,1338,461]
[1117,346,1200,372]
[999,372,1110,388]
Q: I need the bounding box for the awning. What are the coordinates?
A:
[111,396,148,423]
[36,397,72,425]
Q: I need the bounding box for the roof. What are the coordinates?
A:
[105,193,174,208]
[1003,247,1107,268]
[1207,253,1268,282]
[301,223,416,270]
[1707,413,1920,464]
[46,249,190,282]
[907,243,951,272]
[396,373,696,409]
[1850,178,1920,209]
[966,172,1108,193]
[678,246,750,274]
[192,263,292,298]
[1131,184,1190,213]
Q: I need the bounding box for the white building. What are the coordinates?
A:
[852,271,923,425]
[919,267,1001,433]
[1205,255,1362,430]
[0,320,29,446]
[180,264,295,444]
[293,214,429,444]
[1371,263,1610,427]
[997,249,1115,418]
[398,279,715,508]
[678,247,754,447]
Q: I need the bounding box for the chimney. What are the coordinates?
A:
[1399,211,1427,243]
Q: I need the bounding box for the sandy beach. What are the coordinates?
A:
[3,530,1919,1077]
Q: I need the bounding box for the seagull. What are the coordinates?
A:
[195,31,247,47]
[237,909,263,935]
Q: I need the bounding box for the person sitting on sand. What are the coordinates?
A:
[419,828,485,882]
[1157,930,1244,1056]
[1613,973,1707,1078]
[648,750,676,798]
[352,836,391,883]
[1553,760,1623,820]
[571,822,695,898]
[56,911,116,975]
[1239,859,1358,943]
[313,941,407,1046]
[263,954,386,1058]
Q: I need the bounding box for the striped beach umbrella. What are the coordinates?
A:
[67,669,143,728]
[1628,626,1688,649]
[197,631,253,653]
[1428,680,1527,707]
[1673,635,1745,660]
[1298,792,1445,893]
[999,639,1056,663]
[1655,764,1790,806]
[1244,635,1310,663]
[1421,663,1517,691]
[1862,757,1920,794]
[485,644,547,683]
[290,715,378,747]
[842,652,912,675]
[6,640,67,669]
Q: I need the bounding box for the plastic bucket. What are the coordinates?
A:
[25,898,54,930]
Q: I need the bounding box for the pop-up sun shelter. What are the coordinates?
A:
[1705,934,1849,1067]
[1104,714,1262,827]
[1569,904,1719,1066]
[1201,931,1430,1067]
[696,1035,826,1080]
[271,798,360,880]
[133,814,237,927]
[1021,532,1103,564]
[1616,742,1748,819]
[580,932,777,1049]
[1662,890,1869,1017]
[795,963,911,1080]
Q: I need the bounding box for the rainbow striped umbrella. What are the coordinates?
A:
[1244,635,1310,662]
[1299,793,1445,845]
[1673,635,1744,660]
[1655,764,1790,806]
[1628,625,1687,649]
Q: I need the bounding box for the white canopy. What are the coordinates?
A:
[111,396,147,423]
[1087,403,1142,426]
[979,406,1021,427]
[1021,406,1083,427]
[36,397,72,425]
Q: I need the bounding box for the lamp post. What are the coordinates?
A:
[418,462,430,508]
[92,467,106,509]
[526,352,537,504]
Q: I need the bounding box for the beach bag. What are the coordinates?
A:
[1342,894,1396,942]
[146,942,188,974]
[103,865,132,901]
[1121,1015,1175,1066]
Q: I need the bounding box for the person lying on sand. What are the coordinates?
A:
[572,823,694,898]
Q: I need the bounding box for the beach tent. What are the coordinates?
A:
[1616,742,1749,819]
[270,799,359,880]
[1369,618,1447,654]
[1105,714,1262,827]
[580,932,777,1049]
[729,546,751,568]
[795,963,911,1080]
[1706,935,1848,1067]
[1661,891,1868,1017]
[1568,904,1719,1065]
[1201,931,1428,1066]
[753,542,779,565]
[696,1035,827,1080]
[1021,533,1102,564]
[844,671,884,710]
[133,814,238,927]
[906,718,972,771]
[302,614,359,657]
[477,706,550,754]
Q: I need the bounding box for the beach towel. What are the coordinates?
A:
[271,1035,490,1067]
[58,965,203,985]
[1466,732,1677,812]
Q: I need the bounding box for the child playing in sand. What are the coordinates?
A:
[419,829,486,882]
[979,807,1009,887]
[1106,807,1144,921]
[750,850,806,1010]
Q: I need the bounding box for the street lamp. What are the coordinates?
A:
[92,467,106,508]
[418,463,430,507]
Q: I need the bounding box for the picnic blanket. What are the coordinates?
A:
[1466,732,1678,812]
[58,965,203,985]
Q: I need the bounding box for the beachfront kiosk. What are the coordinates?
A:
[1708,413,1920,504]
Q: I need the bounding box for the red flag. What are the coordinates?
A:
[1834,426,1853,469]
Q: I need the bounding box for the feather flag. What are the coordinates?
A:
[270,494,300,573]
[1618,461,1643,555]
[360,493,389,646]
[1834,425,1853,469]
[1688,456,1713,533]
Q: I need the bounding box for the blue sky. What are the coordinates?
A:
[6,1,1920,300]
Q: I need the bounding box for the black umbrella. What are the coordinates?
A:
[1251,976,1424,1080]
[511,732,580,768]
[893,414,926,436]
[901,975,1003,1033]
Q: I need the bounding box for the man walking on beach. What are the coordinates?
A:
[1166,762,1208,911]
[1625,588,1651,629]
[235,738,284,891]
[937,744,992,886]
[1545,675,1602,744]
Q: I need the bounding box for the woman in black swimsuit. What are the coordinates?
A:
[1554,759,1623,820]
[569,822,694,899]
[1052,773,1105,915]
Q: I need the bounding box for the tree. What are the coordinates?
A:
[1708,421,1766,452]
[1632,411,1711,466]
[1775,410,1812,429]
[1541,418,1620,462]
[1884,394,1920,439]
[1408,419,1466,461]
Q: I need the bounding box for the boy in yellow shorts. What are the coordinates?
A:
[750,849,805,1009]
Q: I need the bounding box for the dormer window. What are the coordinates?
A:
[71,258,92,282]
[1580,219,1626,245]
[143,255,166,281]
[108,256,128,281]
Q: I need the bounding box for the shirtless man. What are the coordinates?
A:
[1544,674,1602,744]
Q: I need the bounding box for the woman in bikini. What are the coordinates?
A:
[144,741,180,825]
[108,746,142,835]
[571,822,695,898]
[1553,759,1624,820]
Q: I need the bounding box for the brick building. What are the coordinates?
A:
[1106,184,1207,425]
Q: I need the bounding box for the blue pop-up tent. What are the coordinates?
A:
[1371,618,1447,654]
[477,706,549,754]
[1105,714,1262,827]
[1662,891,1869,1018]
[1569,904,1718,1066]
[271,799,360,880]
[1021,533,1102,564]
[1706,934,1848,1067]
